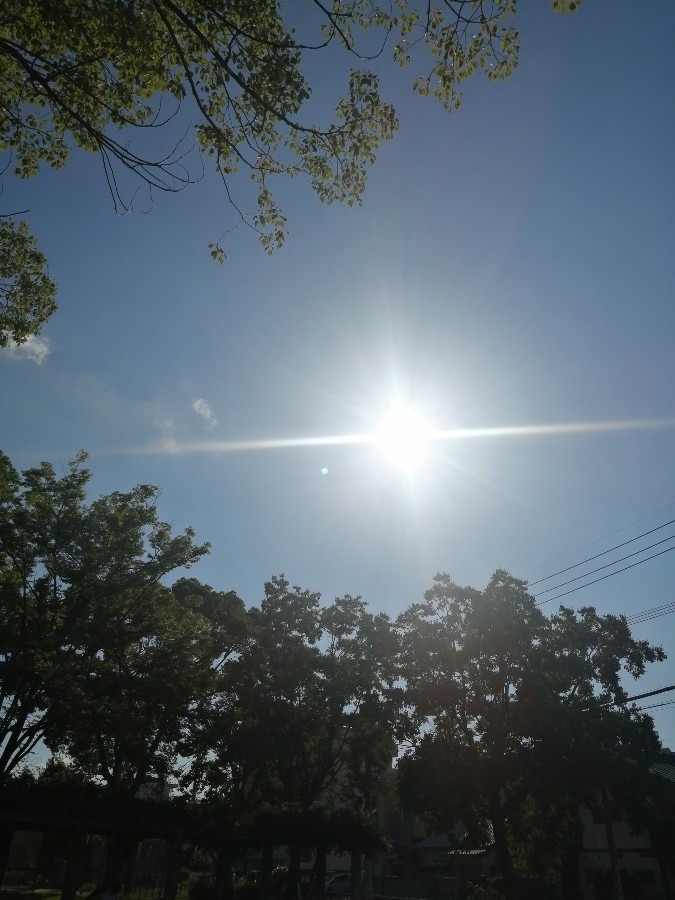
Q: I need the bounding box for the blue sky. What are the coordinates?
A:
[3,4,675,742]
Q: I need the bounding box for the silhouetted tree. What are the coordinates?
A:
[183,577,398,900]
[0,450,208,785]
[396,570,664,900]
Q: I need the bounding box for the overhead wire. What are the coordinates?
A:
[524,508,675,625]
[525,501,675,577]
[534,534,675,598]
[624,684,675,704]
[637,699,675,712]
[536,543,675,605]
[627,600,675,625]
[523,512,675,731]
[528,517,675,587]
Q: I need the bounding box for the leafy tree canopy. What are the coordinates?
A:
[0,218,56,346]
[0,450,209,785]
[396,570,664,900]
[184,576,397,807]
[44,582,230,794]
[0,0,581,340]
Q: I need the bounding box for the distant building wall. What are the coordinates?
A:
[579,806,665,900]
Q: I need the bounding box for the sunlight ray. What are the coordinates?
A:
[434,417,675,441]
[125,416,675,457]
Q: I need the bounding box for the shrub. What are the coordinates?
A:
[187,876,216,900]
[463,885,505,900]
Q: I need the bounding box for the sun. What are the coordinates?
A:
[375,405,435,469]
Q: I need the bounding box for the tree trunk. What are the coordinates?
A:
[62,829,88,900]
[560,816,584,900]
[260,843,274,900]
[104,834,135,888]
[162,836,182,900]
[0,828,14,890]
[601,782,624,900]
[657,853,672,900]
[287,845,301,900]
[313,845,326,900]
[214,848,234,900]
[490,806,514,900]
[363,856,373,900]
[350,849,361,900]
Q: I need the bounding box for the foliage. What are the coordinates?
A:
[0,1,522,228]
[44,583,230,793]
[0,218,56,346]
[507,795,572,881]
[188,876,217,900]
[0,1,581,339]
[0,450,208,785]
[463,886,505,900]
[248,583,397,813]
[233,882,258,900]
[37,754,90,786]
[184,576,397,824]
[552,0,582,10]
[181,576,398,900]
[396,570,664,899]
[5,449,667,894]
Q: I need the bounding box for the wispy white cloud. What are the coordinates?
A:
[3,334,51,365]
[153,416,181,454]
[192,397,218,427]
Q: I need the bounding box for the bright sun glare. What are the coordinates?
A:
[375,406,434,469]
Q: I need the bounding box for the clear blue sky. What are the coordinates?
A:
[2,4,675,742]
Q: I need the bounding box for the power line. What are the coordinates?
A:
[632,610,675,625]
[628,600,675,625]
[595,684,675,711]
[594,684,675,712]
[523,516,675,711]
[624,684,675,703]
[529,518,675,587]
[534,534,675,598]
[637,699,675,712]
[530,503,675,584]
[536,544,675,606]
